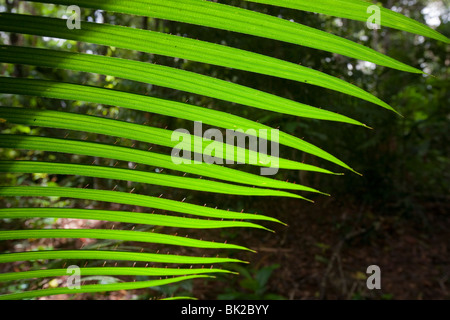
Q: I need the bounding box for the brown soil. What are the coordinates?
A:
[192,197,450,300]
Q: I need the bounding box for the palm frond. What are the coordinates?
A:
[0,0,445,299]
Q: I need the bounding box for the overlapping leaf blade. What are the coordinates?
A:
[0,267,234,283]
[24,0,423,73]
[0,45,367,127]
[0,207,271,230]
[0,161,300,198]
[244,0,449,43]
[0,13,395,111]
[0,229,252,251]
[0,276,212,300]
[0,250,245,266]
[0,135,321,195]
[0,77,355,173]
[0,106,333,173]
[0,186,285,223]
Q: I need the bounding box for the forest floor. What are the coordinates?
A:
[193,197,450,300]
[2,196,448,300]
